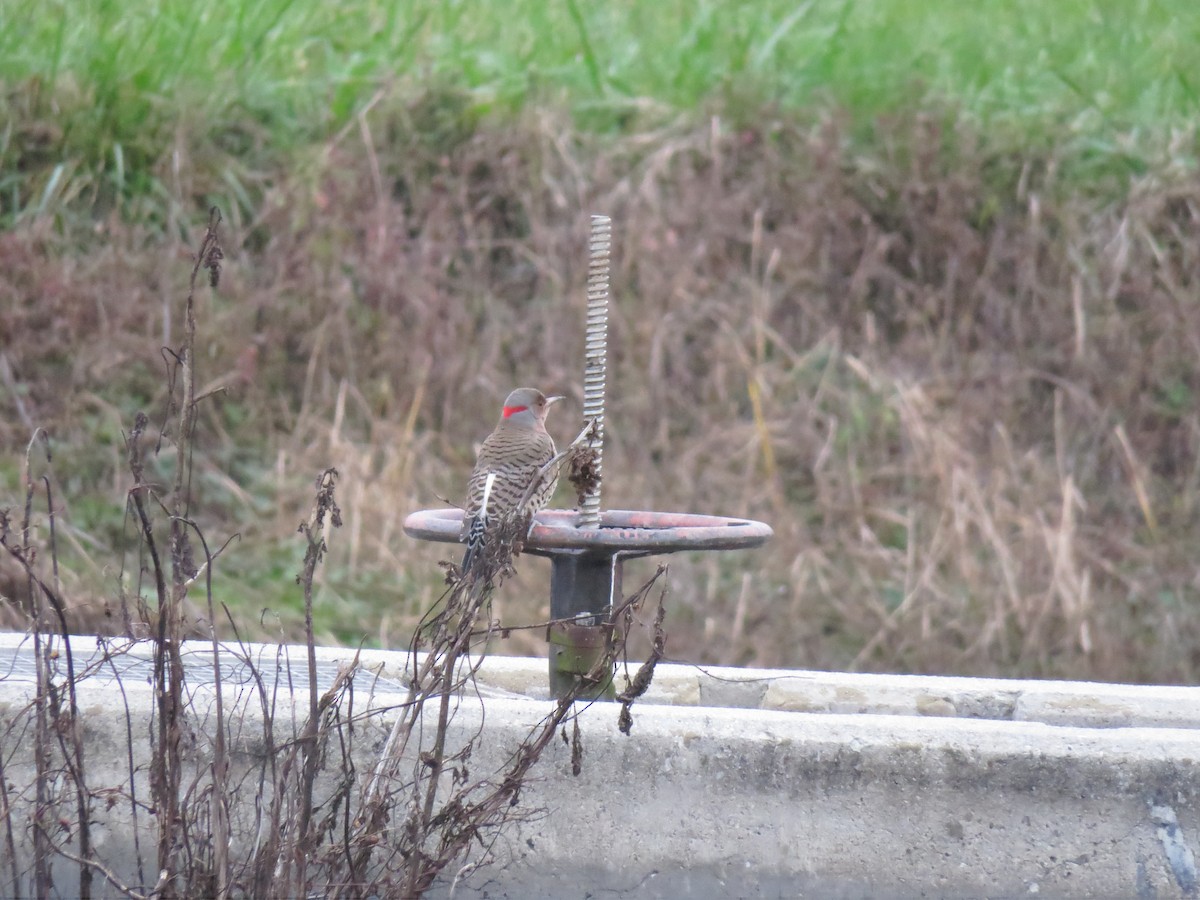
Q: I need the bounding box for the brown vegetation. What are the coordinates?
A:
[1,99,1198,683]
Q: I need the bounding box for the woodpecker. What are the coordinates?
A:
[460,387,564,574]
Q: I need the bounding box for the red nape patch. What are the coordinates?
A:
[502,405,529,418]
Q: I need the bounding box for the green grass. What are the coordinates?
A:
[2,0,1199,222]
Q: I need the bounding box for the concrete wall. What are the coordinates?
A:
[0,632,1197,898]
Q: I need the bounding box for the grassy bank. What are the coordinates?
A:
[1,3,1199,683]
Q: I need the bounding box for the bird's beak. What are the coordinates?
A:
[547,395,566,406]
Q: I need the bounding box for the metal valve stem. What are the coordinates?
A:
[579,215,610,530]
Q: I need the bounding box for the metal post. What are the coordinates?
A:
[548,553,621,699]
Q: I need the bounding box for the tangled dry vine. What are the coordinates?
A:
[0,210,666,897]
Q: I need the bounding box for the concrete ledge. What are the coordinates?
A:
[1,633,1198,897]
[462,652,1200,729]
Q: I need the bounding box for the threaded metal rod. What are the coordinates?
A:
[579,215,610,529]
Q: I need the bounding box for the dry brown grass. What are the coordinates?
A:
[2,99,1199,683]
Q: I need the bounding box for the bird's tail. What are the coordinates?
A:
[460,472,495,577]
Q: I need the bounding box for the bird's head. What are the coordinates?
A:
[499,387,563,429]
